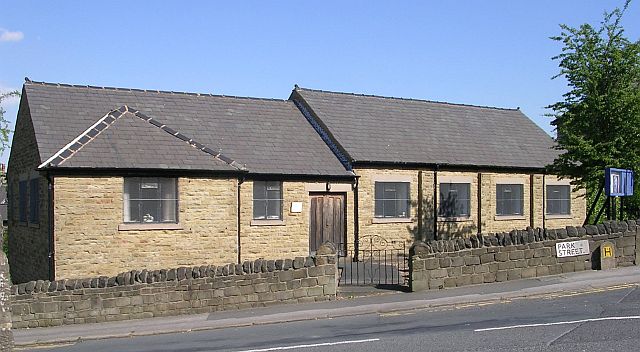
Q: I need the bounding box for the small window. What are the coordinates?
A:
[439,183,470,218]
[124,178,178,223]
[253,181,283,220]
[375,182,411,218]
[547,185,571,215]
[496,184,524,216]
[18,180,27,223]
[29,178,40,224]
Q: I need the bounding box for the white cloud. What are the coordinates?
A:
[0,28,24,42]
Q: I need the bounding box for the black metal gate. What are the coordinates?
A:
[338,235,408,289]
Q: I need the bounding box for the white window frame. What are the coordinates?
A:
[495,183,525,217]
[546,183,572,217]
[252,181,283,221]
[123,177,179,224]
[438,182,471,219]
[374,181,411,219]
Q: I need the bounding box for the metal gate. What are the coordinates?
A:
[338,235,408,289]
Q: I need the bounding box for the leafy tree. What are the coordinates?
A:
[547,0,640,221]
[0,90,19,156]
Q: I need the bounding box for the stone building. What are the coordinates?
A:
[7,79,585,283]
[290,87,586,248]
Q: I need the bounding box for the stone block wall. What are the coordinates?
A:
[9,249,338,329]
[52,176,239,280]
[355,167,586,245]
[0,252,13,351]
[409,220,637,291]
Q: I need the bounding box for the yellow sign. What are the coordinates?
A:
[603,245,613,258]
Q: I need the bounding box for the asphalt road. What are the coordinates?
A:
[30,284,640,352]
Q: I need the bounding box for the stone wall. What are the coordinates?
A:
[10,246,338,329]
[7,95,51,283]
[0,252,13,351]
[354,167,586,245]
[52,176,239,280]
[409,220,637,291]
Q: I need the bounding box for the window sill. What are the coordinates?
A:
[371,217,413,224]
[118,223,183,231]
[494,215,526,221]
[438,216,472,222]
[250,219,285,226]
[546,214,573,219]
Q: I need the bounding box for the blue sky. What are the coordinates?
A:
[1,1,639,164]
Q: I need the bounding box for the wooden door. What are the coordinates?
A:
[309,193,346,253]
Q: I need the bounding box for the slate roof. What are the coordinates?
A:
[292,87,559,170]
[43,106,242,171]
[24,81,352,177]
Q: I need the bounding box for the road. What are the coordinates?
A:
[28,284,640,352]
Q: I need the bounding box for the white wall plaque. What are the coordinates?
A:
[290,202,303,213]
[556,240,590,258]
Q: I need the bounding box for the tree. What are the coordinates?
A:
[0,90,19,157]
[547,0,640,221]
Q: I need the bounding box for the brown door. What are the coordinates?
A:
[309,193,346,253]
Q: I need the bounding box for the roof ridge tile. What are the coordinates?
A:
[294,86,519,112]
[25,79,290,103]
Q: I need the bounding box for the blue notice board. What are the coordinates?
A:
[605,168,634,197]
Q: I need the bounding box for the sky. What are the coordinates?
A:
[1,1,639,165]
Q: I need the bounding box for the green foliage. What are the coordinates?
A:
[547,0,640,221]
[0,90,19,157]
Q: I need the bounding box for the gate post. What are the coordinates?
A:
[0,250,13,351]
[409,241,430,292]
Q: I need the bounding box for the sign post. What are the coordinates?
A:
[604,168,634,221]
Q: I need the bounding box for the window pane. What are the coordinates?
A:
[267,199,282,219]
[19,180,28,222]
[140,199,161,223]
[253,181,283,220]
[546,185,571,215]
[496,184,523,215]
[374,182,410,218]
[29,178,40,223]
[124,177,178,223]
[383,200,397,217]
[253,200,267,219]
[439,183,470,217]
[253,182,266,200]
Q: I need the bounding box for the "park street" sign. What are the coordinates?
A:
[556,240,590,258]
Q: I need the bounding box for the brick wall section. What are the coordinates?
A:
[409,220,637,291]
[9,248,338,329]
[7,95,51,283]
[0,252,13,351]
[53,176,238,279]
[354,167,586,245]
[239,180,354,260]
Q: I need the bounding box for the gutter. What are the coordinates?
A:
[45,172,55,281]
[237,176,244,264]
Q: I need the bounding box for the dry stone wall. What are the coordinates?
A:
[9,246,338,329]
[409,220,638,291]
[0,251,13,351]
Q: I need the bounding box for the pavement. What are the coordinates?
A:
[13,266,640,349]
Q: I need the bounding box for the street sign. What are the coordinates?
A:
[556,240,590,258]
[605,168,634,197]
